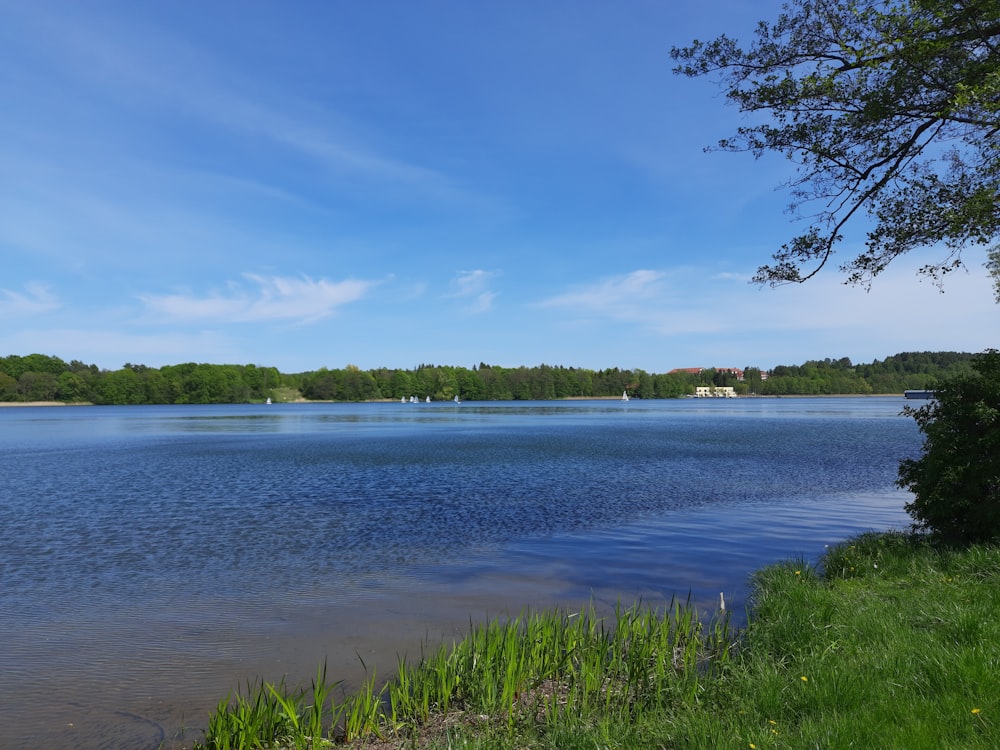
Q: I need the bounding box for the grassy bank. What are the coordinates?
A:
[192,532,999,749]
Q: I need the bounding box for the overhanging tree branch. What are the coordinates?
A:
[672,0,1000,297]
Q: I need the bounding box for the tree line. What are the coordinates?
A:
[0,352,976,405]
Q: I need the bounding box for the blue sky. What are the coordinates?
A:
[1,1,995,374]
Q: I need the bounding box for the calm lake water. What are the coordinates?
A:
[1,397,919,748]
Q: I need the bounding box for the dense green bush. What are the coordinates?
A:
[898,350,1000,543]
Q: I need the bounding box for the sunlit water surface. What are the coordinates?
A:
[0,398,919,748]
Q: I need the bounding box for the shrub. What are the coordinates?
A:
[898,350,1000,543]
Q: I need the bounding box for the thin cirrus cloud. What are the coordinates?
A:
[539,269,669,316]
[0,283,61,317]
[536,268,764,337]
[448,270,499,313]
[138,273,375,325]
[8,4,465,205]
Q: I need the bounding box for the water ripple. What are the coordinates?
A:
[0,398,919,748]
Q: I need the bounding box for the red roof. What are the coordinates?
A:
[668,367,746,380]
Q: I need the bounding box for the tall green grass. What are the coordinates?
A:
[200,663,341,750]
[191,532,1000,749]
[192,597,730,748]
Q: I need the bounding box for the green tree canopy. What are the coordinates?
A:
[672,0,1000,296]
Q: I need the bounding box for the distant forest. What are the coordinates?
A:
[0,352,977,405]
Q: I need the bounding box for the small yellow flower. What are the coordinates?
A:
[794,570,801,576]
[972,708,981,715]
[769,720,777,725]
[801,676,809,682]
[749,744,756,749]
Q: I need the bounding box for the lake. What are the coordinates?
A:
[0,397,919,749]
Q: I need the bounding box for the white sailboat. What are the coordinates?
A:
[266,397,272,405]
[426,396,431,403]
[454,395,461,404]
[622,391,629,401]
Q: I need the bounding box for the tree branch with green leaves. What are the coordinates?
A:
[672,0,1000,297]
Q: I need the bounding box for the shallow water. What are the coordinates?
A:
[0,397,918,748]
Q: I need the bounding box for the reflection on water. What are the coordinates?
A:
[0,398,918,749]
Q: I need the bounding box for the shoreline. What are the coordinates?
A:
[0,394,906,409]
[0,401,93,407]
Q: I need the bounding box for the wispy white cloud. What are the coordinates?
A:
[536,259,998,363]
[2,4,477,205]
[0,282,60,316]
[139,274,376,324]
[448,269,499,313]
[539,269,669,315]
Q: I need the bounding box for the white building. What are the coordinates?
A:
[693,386,737,398]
